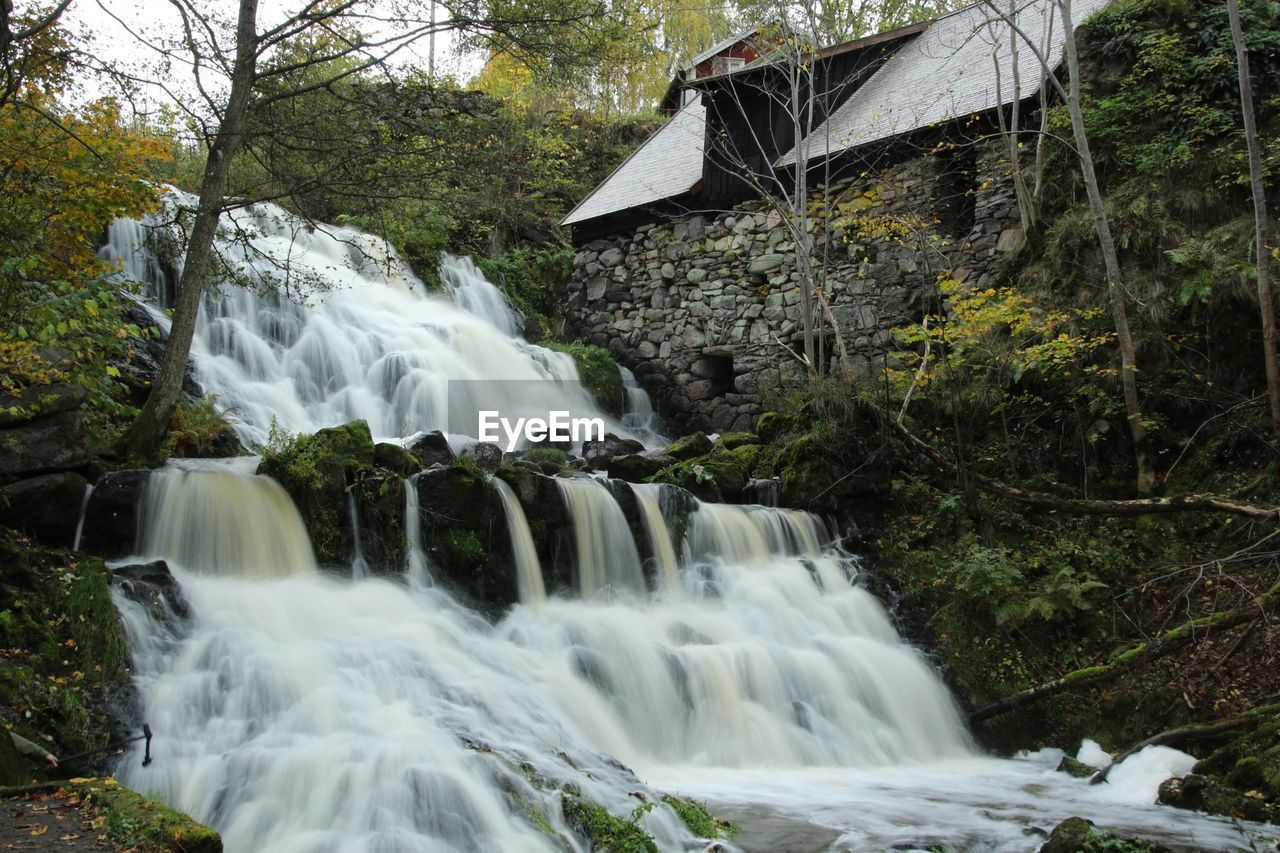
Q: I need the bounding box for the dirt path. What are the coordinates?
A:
[0,786,114,852]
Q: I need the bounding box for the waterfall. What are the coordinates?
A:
[555,477,645,597]
[631,483,680,594]
[100,193,650,449]
[138,458,315,578]
[619,365,664,444]
[100,199,1279,853]
[346,493,369,580]
[492,477,547,609]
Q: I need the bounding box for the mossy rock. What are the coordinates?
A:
[561,794,657,853]
[522,447,569,467]
[1056,755,1097,779]
[415,466,518,614]
[1038,817,1170,853]
[716,432,759,450]
[755,411,800,443]
[0,540,131,768]
[374,442,421,476]
[606,453,672,483]
[662,432,714,461]
[258,419,378,567]
[660,794,736,840]
[73,778,222,853]
[1158,773,1278,824]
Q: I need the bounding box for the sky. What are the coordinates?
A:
[60,0,483,116]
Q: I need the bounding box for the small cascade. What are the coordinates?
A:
[404,472,429,584]
[492,478,547,609]
[619,365,664,443]
[555,478,645,597]
[139,458,316,578]
[345,494,369,580]
[71,481,95,552]
[685,501,830,568]
[630,483,680,594]
[438,253,522,336]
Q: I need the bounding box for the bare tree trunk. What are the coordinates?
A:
[118,0,260,459]
[1226,0,1280,440]
[1058,0,1155,494]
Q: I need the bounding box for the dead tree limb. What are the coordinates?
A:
[1089,703,1280,785]
[879,412,1280,521]
[970,580,1280,723]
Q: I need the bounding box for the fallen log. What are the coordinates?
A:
[970,580,1280,723]
[1089,703,1280,785]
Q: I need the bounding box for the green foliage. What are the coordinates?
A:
[546,341,623,413]
[166,397,235,458]
[660,794,736,839]
[477,242,574,330]
[521,447,569,465]
[561,794,658,853]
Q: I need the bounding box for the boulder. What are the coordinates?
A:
[0,472,88,546]
[407,430,455,467]
[0,383,87,427]
[78,470,151,559]
[0,409,92,481]
[582,433,645,469]
[374,442,421,476]
[460,441,503,473]
[112,559,191,621]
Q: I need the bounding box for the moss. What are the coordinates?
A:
[435,527,486,568]
[716,432,758,450]
[546,341,623,414]
[662,432,714,461]
[660,794,736,839]
[0,540,130,759]
[561,794,657,853]
[73,778,222,853]
[1039,817,1170,853]
[523,447,569,466]
[1057,755,1097,779]
[258,420,377,566]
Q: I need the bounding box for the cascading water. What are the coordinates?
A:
[631,482,680,594]
[493,477,547,608]
[101,197,1280,852]
[100,193,634,448]
[555,477,646,597]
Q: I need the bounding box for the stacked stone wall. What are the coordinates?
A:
[565,138,1027,433]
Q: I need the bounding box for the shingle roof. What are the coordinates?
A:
[776,0,1113,166]
[560,101,706,227]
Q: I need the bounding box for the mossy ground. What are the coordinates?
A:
[0,533,130,763]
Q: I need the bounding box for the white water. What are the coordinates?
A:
[102,201,1280,852]
[493,477,547,609]
[555,477,645,597]
[631,483,680,594]
[101,193,641,449]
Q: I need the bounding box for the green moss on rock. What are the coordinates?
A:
[561,794,657,853]
[660,794,736,839]
[547,342,623,414]
[74,778,222,853]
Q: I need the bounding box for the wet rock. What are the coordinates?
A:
[0,409,92,481]
[79,470,151,559]
[582,433,644,469]
[407,430,455,467]
[112,559,190,621]
[0,472,88,547]
[0,383,87,427]
[415,465,516,613]
[460,441,503,473]
[1055,755,1096,779]
[375,442,421,476]
[663,432,714,461]
[606,453,672,482]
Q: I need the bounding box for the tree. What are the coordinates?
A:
[0,0,72,110]
[1225,0,1279,441]
[979,0,1156,495]
[113,0,629,457]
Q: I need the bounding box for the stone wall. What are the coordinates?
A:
[565,138,1026,433]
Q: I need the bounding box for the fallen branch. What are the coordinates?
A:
[970,579,1280,723]
[878,410,1280,521]
[1089,702,1280,785]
